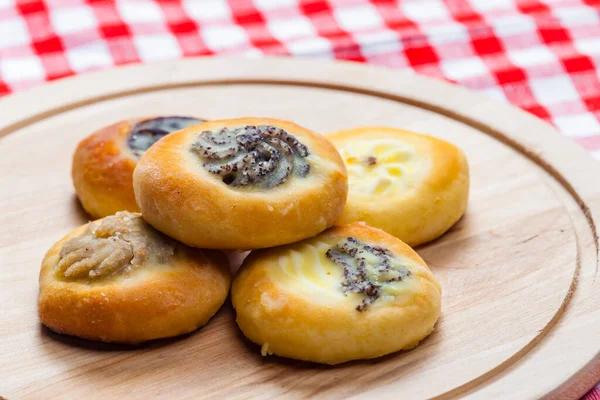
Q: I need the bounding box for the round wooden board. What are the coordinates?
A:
[1,57,600,400]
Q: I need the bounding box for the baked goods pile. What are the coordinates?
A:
[38,115,469,365]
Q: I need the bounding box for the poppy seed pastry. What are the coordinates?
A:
[72,116,206,219]
[132,118,348,250]
[38,211,231,344]
[232,223,442,365]
[327,127,469,246]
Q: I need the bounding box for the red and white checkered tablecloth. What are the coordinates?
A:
[1,0,600,397]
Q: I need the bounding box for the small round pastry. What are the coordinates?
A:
[72,116,206,219]
[232,223,442,365]
[133,118,348,250]
[327,127,469,246]
[38,211,231,344]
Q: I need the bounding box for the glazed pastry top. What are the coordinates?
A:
[338,138,431,197]
[190,124,311,189]
[265,234,431,312]
[56,211,174,282]
[128,116,205,158]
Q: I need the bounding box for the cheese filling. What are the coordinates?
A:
[269,238,418,311]
[339,139,429,197]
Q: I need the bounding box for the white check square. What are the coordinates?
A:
[0,19,30,47]
[529,76,580,105]
[286,37,333,57]
[574,37,600,57]
[354,30,401,56]
[65,42,113,72]
[507,46,557,68]
[402,0,449,21]
[554,6,600,27]
[490,14,536,37]
[268,17,315,41]
[554,113,600,137]
[134,35,182,61]
[50,7,97,35]
[202,25,248,51]
[334,5,382,31]
[0,57,45,81]
[183,0,231,22]
[479,86,508,102]
[118,1,164,24]
[470,0,515,12]
[253,0,296,10]
[440,57,488,80]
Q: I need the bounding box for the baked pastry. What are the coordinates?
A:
[38,211,231,344]
[327,127,469,246]
[72,116,206,219]
[232,223,442,365]
[133,118,348,250]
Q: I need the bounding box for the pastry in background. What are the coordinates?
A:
[38,211,230,344]
[72,116,205,219]
[133,118,348,250]
[327,127,469,246]
[232,223,442,365]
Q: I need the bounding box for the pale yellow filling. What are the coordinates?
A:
[339,139,430,197]
[268,240,426,307]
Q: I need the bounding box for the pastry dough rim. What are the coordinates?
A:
[232,223,442,365]
[38,220,232,344]
[133,117,349,249]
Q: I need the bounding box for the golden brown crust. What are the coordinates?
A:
[72,119,143,219]
[232,223,442,365]
[327,127,470,246]
[38,217,231,344]
[72,117,206,219]
[133,118,348,249]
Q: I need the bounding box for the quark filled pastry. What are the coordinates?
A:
[72,116,205,219]
[38,211,231,344]
[232,223,442,365]
[327,127,469,246]
[133,118,348,250]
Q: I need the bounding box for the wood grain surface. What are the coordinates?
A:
[0,57,599,399]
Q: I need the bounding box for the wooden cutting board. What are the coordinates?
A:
[1,57,600,400]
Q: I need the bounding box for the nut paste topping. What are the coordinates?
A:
[57,212,174,280]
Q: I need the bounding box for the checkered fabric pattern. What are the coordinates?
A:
[1,0,600,397]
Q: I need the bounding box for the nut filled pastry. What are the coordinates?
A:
[38,211,231,344]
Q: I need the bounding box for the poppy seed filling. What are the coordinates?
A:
[128,116,205,157]
[326,237,411,311]
[191,125,311,188]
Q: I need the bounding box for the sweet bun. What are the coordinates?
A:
[327,127,469,246]
[232,223,441,365]
[133,118,348,250]
[72,116,206,219]
[38,211,231,344]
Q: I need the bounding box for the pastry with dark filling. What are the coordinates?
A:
[38,211,231,344]
[72,116,205,219]
[231,222,441,365]
[133,118,348,249]
[327,127,469,246]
